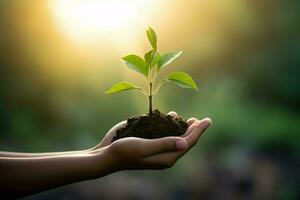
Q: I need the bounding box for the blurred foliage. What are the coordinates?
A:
[0,0,299,199]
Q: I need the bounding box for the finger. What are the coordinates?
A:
[167,111,178,118]
[187,117,197,126]
[141,121,204,168]
[96,121,127,149]
[145,119,211,162]
[185,118,212,148]
[181,120,200,137]
[140,119,208,169]
[141,150,184,169]
[140,137,188,157]
[112,120,128,130]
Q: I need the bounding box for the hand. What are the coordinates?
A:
[140,112,211,169]
[92,112,212,170]
[0,112,211,198]
[95,120,128,149]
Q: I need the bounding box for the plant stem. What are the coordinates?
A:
[153,80,166,95]
[148,82,153,115]
[141,88,149,97]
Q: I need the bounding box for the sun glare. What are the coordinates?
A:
[48,0,156,43]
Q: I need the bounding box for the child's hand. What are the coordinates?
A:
[96,120,128,148]
[92,112,212,170]
[0,111,211,198]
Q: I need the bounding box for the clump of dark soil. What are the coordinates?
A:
[112,110,188,142]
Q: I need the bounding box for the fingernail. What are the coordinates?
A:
[206,118,213,125]
[176,139,188,150]
[202,118,212,128]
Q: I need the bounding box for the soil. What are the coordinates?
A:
[112,109,188,142]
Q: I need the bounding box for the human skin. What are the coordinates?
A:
[0,112,212,198]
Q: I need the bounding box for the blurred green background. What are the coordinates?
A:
[0,0,299,199]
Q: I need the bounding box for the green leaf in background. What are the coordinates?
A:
[158,51,182,70]
[146,27,157,50]
[144,50,161,67]
[105,82,141,94]
[166,72,198,90]
[122,54,149,76]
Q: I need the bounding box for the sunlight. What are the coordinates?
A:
[48,0,156,43]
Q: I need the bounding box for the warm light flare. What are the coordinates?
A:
[48,0,157,43]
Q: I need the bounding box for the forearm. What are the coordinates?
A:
[0,149,91,158]
[0,148,113,198]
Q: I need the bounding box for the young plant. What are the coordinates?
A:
[105,27,198,115]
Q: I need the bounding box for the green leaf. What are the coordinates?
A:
[166,72,198,90]
[105,82,141,94]
[144,50,153,65]
[144,50,161,67]
[122,54,149,76]
[158,51,182,70]
[146,27,157,50]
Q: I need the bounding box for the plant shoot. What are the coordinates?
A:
[105,27,198,115]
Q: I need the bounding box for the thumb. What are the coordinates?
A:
[140,137,188,157]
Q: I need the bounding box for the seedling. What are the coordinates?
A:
[105,27,198,115]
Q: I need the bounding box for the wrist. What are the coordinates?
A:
[87,142,104,152]
[88,147,119,179]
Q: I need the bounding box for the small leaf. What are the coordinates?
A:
[144,50,161,67]
[152,52,161,65]
[144,50,153,65]
[122,54,149,76]
[166,72,198,90]
[146,27,157,50]
[158,51,182,70]
[105,82,141,94]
